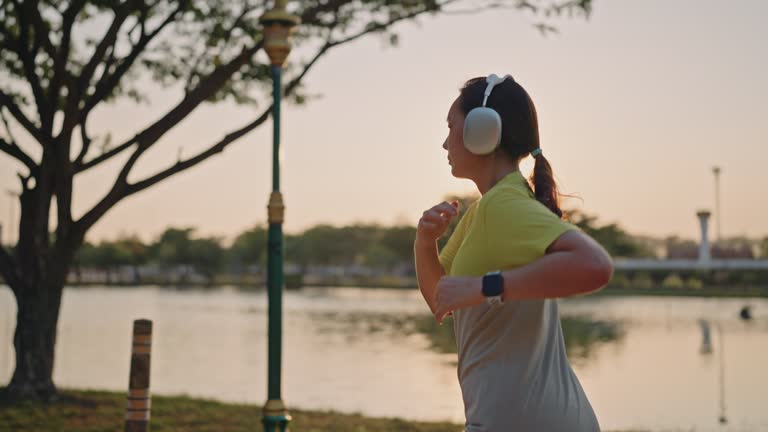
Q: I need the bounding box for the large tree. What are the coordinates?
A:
[0,0,591,400]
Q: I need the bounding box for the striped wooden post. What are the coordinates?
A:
[125,319,152,432]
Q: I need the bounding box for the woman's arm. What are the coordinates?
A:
[414,239,445,315]
[433,230,613,322]
[500,229,613,301]
[414,201,459,314]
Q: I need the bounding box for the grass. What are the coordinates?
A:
[0,388,650,432]
[1,389,462,432]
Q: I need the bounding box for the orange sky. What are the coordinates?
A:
[1,0,766,244]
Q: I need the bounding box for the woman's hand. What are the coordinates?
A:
[434,276,484,324]
[416,201,459,245]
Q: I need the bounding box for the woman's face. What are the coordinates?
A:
[444,97,484,179]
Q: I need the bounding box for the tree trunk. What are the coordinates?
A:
[5,279,64,401]
[3,192,75,402]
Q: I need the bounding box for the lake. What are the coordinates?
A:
[1,285,766,431]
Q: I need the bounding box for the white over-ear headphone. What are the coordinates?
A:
[463,74,512,155]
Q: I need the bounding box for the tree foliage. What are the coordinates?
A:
[567,210,654,258]
[0,0,592,400]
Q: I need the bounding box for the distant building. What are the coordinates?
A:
[618,210,768,272]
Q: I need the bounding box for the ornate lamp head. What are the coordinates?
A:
[259,0,301,67]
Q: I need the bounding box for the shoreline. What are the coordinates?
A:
[16,281,767,298]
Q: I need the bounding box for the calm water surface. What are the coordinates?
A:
[1,285,766,432]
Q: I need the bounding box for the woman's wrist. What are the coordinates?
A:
[499,269,518,302]
[414,235,438,252]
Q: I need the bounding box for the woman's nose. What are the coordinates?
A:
[442,137,448,150]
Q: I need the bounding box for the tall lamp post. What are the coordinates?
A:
[259,1,300,431]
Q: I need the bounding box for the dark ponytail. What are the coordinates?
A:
[459,76,564,219]
[530,153,563,218]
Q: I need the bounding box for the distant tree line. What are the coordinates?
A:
[71,224,419,284]
[62,195,768,285]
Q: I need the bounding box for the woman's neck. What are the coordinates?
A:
[475,157,520,195]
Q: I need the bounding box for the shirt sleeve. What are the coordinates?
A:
[482,195,578,263]
[438,202,477,274]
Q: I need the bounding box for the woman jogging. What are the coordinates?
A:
[414,74,612,431]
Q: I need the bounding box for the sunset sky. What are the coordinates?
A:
[0,0,766,244]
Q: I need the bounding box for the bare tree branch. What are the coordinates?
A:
[115,45,263,179]
[30,4,57,59]
[74,134,137,173]
[0,90,49,145]
[443,2,532,15]
[76,2,136,98]
[69,4,186,172]
[443,0,591,16]
[0,107,20,148]
[318,0,459,50]
[0,137,38,175]
[74,46,264,233]
[219,1,255,47]
[119,37,338,203]
[73,0,455,233]
[124,107,272,197]
[185,1,256,94]
[73,0,453,174]
[73,120,92,167]
[82,2,187,117]
[300,0,350,25]
[14,0,52,134]
[72,0,590,235]
[0,106,37,175]
[48,0,86,121]
[76,35,265,175]
[74,36,332,235]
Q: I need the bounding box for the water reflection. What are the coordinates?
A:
[302,309,624,365]
[699,319,713,354]
[560,316,624,365]
[2,286,767,431]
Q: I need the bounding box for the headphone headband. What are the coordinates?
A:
[482,74,513,106]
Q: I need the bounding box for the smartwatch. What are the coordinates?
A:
[482,270,504,306]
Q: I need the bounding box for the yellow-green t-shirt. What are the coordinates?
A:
[437,170,600,432]
[439,170,575,277]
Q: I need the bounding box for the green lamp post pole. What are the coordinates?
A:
[259,1,300,431]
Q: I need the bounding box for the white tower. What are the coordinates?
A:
[697,210,712,262]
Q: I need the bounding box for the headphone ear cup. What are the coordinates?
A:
[463,107,502,155]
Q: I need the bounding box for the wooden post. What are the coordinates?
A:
[125,319,152,432]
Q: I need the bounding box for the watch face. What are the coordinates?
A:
[482,272,504,297]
